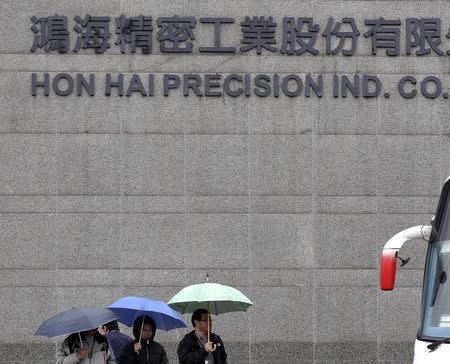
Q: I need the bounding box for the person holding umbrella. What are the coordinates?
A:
[168,276,253,364]
[119,316,169,364]
[56,328,116,364]
[177,308,227,364]
[102,320,133,364]
[35,306,118,364]
[108,295,186,363]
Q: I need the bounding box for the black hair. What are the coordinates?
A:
[103,320,119,331]
[132,316,156,341]
[191,308,208,327]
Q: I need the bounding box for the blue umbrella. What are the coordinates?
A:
[108,296,186,331]
[35,306,119,338]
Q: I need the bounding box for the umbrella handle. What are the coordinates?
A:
[206,303,217,352]
[78,332,83,349]
[207,303,210,342]
[139,314,145,343]
[206,271,211,342]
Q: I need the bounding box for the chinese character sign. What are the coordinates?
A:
[30,14,450,56]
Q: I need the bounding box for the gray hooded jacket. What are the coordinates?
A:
[56,332,116,364]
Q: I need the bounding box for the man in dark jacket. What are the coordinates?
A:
[119,316,169,364]
[177,309,227,364]
[102,320,133,364]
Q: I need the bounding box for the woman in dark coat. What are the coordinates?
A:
[119,316,169,364]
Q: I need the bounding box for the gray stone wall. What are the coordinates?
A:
[0,0,449,363]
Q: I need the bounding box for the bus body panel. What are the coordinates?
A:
[413,339,450,364]
[381,177,450,362]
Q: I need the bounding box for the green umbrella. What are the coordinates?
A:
[168,282,253,314]
[167,280,253,342]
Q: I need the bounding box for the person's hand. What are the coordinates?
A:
[204,341,217,352]
[134,342,142,353]
[77,347,89,359]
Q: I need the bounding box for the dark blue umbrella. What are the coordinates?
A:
[35,306,119,338]
[108,296,186,331]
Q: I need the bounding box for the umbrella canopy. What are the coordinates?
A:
[108,296,186,331]
[35,306,119,338]
[167,282,253,315]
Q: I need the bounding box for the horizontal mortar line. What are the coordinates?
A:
[0,282,420,287]
[318,133,444,136]
[0,193,58,196]
[0,202,437,205]
[0,285,126,288]
[0,283,421,287]
[0,211,316,215]
[0,196,439,199]
[0,194,186,197]
[0,194,311,197]
[0,267,252,271]
[0,210,181,213]
[0,132,315,136]
[1,286,223,289]
[0,268,410,273]
[2,64,449,71]
[322,210,434,213]
[0,132,182,135]
[317,133,445,136]
[0,278,424,285]
[0,194,439,197]
[3,69,449,75]
[0,132,450,137]
[0,132,447,137]
[0,285,185,289]
[0,211,435,216]
[0,210,281,213]
[319,196,438,198]
[311,212,429,215]
[190,194,311,197]
[0,285,422,290]
[5,64,392,69]
[0,211,185,214]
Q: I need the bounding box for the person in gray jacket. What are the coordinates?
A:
[56,328,116,364]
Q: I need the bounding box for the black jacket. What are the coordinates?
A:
[120,316,168,364]
[177,331,227,364]
[119,339,169,364]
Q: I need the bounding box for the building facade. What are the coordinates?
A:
[1,0,449,363]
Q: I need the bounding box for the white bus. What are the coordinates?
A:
[381,177,450,363]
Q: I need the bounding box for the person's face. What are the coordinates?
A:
[141,323,153,340]
[195,313,212,332]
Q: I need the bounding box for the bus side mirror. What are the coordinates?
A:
[380,225,431,291]
[380,250,397,291]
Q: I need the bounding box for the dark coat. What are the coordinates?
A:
[119,316,169,364]
[177,330,227,364]
[106,330,133,364]
[119,339,169,364]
